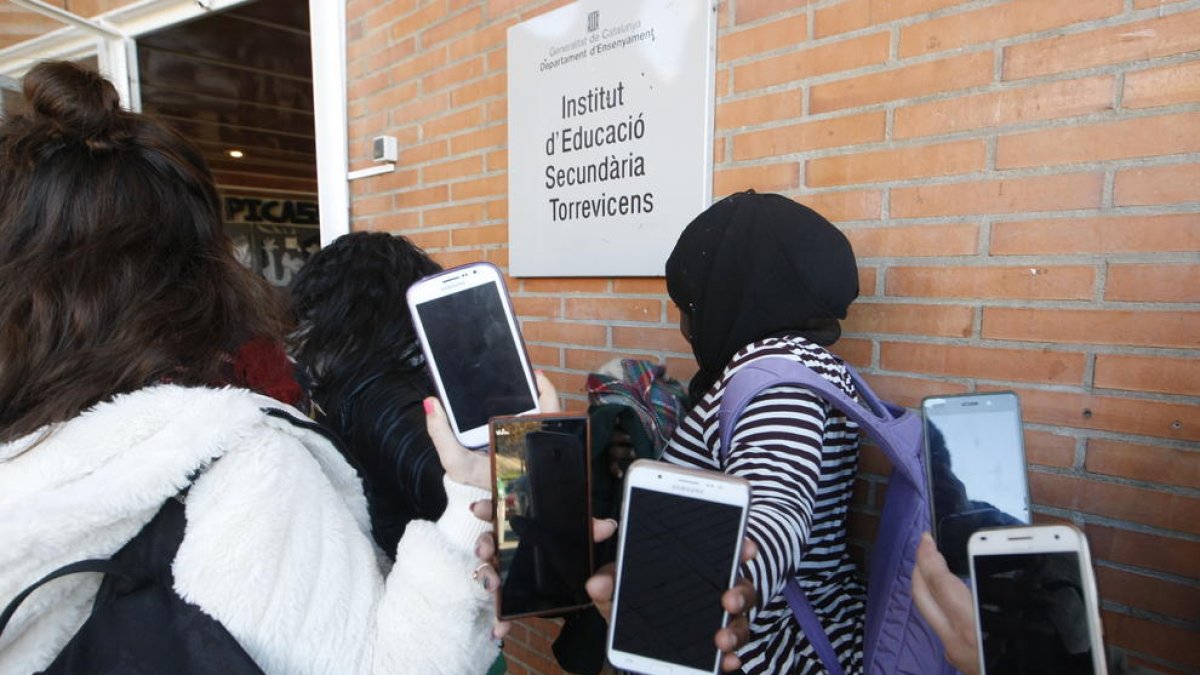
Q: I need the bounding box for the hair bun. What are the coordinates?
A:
[23,61,122,141]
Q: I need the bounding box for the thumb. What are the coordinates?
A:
[424,397,463,467]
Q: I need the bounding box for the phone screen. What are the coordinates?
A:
[413,281,535,435]
[492,416,591,618]
[924,393,1030,576]
[973,551,1097,674]
[611,486,744,672]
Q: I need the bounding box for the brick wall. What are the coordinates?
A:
[350,0,1200,672]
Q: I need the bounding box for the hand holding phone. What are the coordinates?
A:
[606,460,751,675]
[407,262,539,448]
[490,414,593,619]
[969,525,1107,675]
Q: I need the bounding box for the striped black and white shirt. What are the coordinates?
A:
[664,335,866,675]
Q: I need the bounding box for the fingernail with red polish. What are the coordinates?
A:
[423,398,434,415]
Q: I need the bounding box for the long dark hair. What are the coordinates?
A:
[0,61,286,443]
[288,232,447,551]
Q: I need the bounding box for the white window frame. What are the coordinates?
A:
[0,0,349,245]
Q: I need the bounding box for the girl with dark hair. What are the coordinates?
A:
[288,231,448,554]
[0,61,506,673]
[662,191,867,674]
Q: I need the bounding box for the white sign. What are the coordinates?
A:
[507,0,717,277]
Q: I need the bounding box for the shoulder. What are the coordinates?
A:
[723,335,856,398]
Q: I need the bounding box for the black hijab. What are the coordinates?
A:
[665,191,859,401]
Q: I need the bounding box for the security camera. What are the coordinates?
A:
[372,135,398,163]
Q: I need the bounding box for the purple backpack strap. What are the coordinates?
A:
[718,357,922,675]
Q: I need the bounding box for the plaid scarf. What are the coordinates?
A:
[586,359,687,456]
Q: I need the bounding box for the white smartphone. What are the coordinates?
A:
[606,460,751,675]
[969,525,1108,675]
[406,262,539,448]
[923,391,1031,577]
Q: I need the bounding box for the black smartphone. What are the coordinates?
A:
[490,414,593,619]
[969,525,1108,675]
[922,391,1031,577]
[606,460,751,675]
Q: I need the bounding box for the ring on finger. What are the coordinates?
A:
[472,562,492,581]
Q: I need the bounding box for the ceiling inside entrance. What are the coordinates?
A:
[0,0,316,194]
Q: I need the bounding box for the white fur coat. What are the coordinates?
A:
[0,385,497,674]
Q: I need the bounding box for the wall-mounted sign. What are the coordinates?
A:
[223,195,320,288]
[507,0,717,277]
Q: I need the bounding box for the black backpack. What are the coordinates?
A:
[0,471,263,674]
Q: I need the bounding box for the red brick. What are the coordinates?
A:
[451,174,505,200]
[390,2,445,41]
[423,203,486,227]
[991,214,1200,255]
[510,296,559,319]
[1097,566,1199,624]
[719,14,807,63]
[422,105,485,138]
[450,125,506,154]
[798,189,883,222]
[996,112,1200,168]
[524,344,560,369]
[891,174,1104,218]
[450,223,506,246]
[450,72,505,107]
[880,342,1086,385]
[716,90,804,130]
[402,229,449,250]
[1094,354,1200,397]
[734,32,890,93]
[811,52,993,114]
[1133,0,1189,6]
[832,337,872,367]
[431,249,482,269]
[423,155,483,185]
[894,76,1115,139]
[1024,430,1076,469]
[735,0,809,25]
[714,162,801,196]
[813,0,963,38]
[862,373,969,409]
[844,223,979,257]
[886,265,1094,300]
[1102,611,1200,668]
[564,348,658,372]
[422,57,485,94]
[448,22,509,62]
[899,0,1121,58]
[844,302,974,338]
[1029,471,1199,534]
[612,326,690,354]
[1008,386,1199,442]
[613,278,667,295]
[422,7,483,47]
[858,267,877,297]
[1106,263,1200,303]
[1004,10,1200,80]
[402,139,450,164]
[1124,59,1200,109]
[665,357,699,385]
[807,140,986,187]
[1086,523,1199,579]
[563,297,661,322]
[521,278,609,293]
[521,320,606,347]
[983,307,1199,350]
[1114,162,1200,206]
[1086,438,1200,490]
[733,111,886,161]
[394,185,448,209]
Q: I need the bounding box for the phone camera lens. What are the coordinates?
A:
[1054,534,1060,539]
[657,474,662,479]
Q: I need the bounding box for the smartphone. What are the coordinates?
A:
[407,262,539,448]
[490,414,593,619]
[607,460,751,675]
[969,525,1108,675]
[923,391,1031,577]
